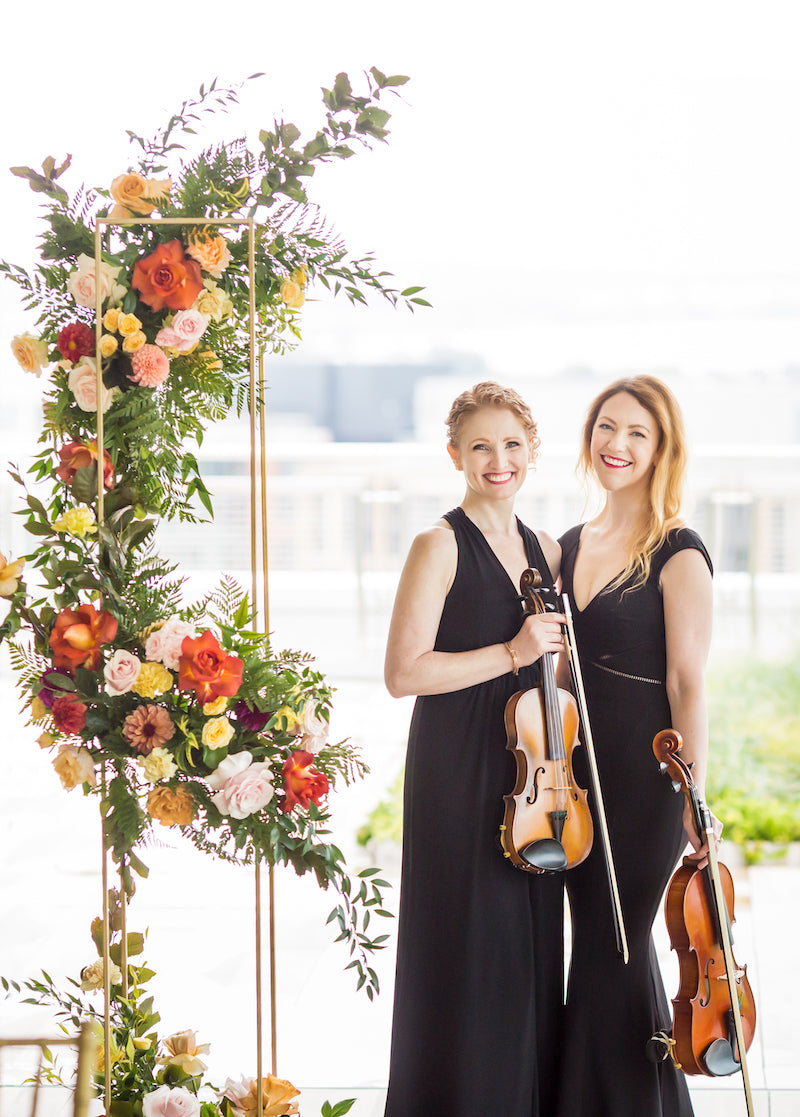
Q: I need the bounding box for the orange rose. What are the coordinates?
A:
[178,629,243,705]
[49,603,118,670]
[132,239,203,312]
[146,786,195,827]
[279,749,329,813]
[56,440,115,489]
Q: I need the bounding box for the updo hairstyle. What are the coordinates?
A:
[445,381,540,465]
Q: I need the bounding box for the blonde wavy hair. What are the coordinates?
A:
[579,375,688,591]
[446,381,540,464]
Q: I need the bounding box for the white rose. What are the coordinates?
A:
[67,253,126,309]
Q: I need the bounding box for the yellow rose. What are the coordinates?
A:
[37,731,55,749]
[279,278,305,309]
[139,746,177,783]
[291,265,308,289]
[131,1037,152,1051]
[0,551,25,596]
[117,312,142,337]
[100,333,119,358]
[122,330,147,354]
[203,696,228,716]
[109,173,172,219]
[53,745,96,790]
[52,507,97,538]
[103,307,121,332]
[195,282,233,322]
[158,1030,210,1075]
[11,333,49,376]
[132,661,173,698]
[235,1076,300,1117]
[201,715,235,749]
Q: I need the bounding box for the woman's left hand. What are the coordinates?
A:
[683,799,723,869]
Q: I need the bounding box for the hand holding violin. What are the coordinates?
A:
[507,609,566,668]
[682,798,723,869]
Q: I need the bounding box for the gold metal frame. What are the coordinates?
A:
[93,217,275,1113]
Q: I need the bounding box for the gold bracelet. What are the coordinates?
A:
[504,642,519,676]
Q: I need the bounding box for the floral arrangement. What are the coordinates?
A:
[2,909,356,1117]
[0,69,416,999]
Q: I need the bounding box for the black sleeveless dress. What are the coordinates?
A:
[384,507,565,1117]
[555,525,713,1117]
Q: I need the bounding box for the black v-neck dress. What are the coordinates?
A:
[384,507,565,1117]
[555,524,712,1117]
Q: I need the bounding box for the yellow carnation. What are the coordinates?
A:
[52,507,97,538]
[139,746,178,783]
[147,785,195,827]
[131,662,173,698]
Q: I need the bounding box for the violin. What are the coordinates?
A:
[500,568,592,874]
[652,728,757,1116]
[502,567,589,871]
[500,569,630,962]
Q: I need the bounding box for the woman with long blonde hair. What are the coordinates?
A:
[556,375,715,1117]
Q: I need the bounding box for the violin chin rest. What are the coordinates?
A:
[520,838,568,872]
[702,1038,741,1077]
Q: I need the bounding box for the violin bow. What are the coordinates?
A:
[561,593,630,964]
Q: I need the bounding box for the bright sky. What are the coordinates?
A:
[1,0,799,384]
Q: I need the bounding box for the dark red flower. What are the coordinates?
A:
[56,440,114,490]
[279,749,330,813]
[49,603,118,670]
[51,694,88,734]
[57,322,96,362]
[178,629,243,705]
[132,239,203,312]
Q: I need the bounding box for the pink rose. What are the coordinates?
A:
[103,649,142,695]
[142,1086,200,1117]
[129,344,170,388]
[68,357,114,413]
[145,617,196,671]
[155,309,209,353]
[208,752,274,820]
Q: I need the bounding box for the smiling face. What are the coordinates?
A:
[447,406,533,501]
[589,391,660,495]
